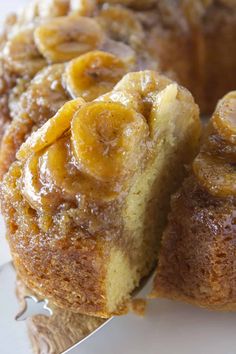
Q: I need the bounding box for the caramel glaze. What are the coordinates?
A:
[1,0,236,181]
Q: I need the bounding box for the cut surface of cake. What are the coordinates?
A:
[0,71,200,317]
[152,91,236,310]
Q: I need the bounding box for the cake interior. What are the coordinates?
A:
[1,75,200,316]
[105,84,200,313]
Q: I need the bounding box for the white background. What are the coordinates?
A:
[1,2,236,354]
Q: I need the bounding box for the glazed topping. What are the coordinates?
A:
[206,125,236,164]
[212,92,236,144]
[18,71,182,212]
[64,50,128,101]
[70,0,96,16]
[37,0,70,18]
[97,89,144,114]
[71,101,149,181]
[193,152,236,198]
[22,152,50,212]
[34,16,105,63]
[21,135,117,212]
[97,6,145,48]
[17,98,85,160]
[193,91,236,198]
[3,26,46,77]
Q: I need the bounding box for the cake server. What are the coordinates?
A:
[1,260,155,354]
[62,270,155,353]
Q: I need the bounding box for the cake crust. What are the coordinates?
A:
[152,175,236,310]
[153,91,236,310]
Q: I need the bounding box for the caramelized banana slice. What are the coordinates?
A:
[21,153,46,211]
[40,136,117,200]
[97,90,143,114]
[102,39,136,67]
[39,136,72,194]
[22,152,61,212]
[206,124,236,163]
[38,0,70,18]
[97,6,144,48]
[149,83,178,138]
[212,91,236,144]
[70,0,96,16]
[113,71,173,122]
[3,26,46,77]
[17,98,85,161]
[71,101,149,182]
[34,16,105,63]
[64,51,127,101]
[115,71,171,98]
[193,152,236,197]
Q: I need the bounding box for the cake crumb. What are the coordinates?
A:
[128,298,147,317]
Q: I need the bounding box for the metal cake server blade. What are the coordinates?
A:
[62,271,155,354]
[1,261,155,353]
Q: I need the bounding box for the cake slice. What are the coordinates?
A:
[152,91,236,310]
[0,71,200,317]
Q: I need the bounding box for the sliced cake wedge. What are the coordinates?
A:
[0,71,200,317]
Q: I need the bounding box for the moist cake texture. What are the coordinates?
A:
[0,71,200,317]
[152,91,236,310]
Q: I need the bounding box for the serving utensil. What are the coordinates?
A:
[1,261,155,354]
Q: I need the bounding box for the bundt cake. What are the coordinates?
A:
[1,0,236,179]
[0,70,200,317]
[152,91,236,310]
[0,2,157,178]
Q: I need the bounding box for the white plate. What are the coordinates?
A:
[0,2,236,353]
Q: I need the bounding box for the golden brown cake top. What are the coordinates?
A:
[0,0,160,178]
[14,71,183,215]
[1,1,153,79]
